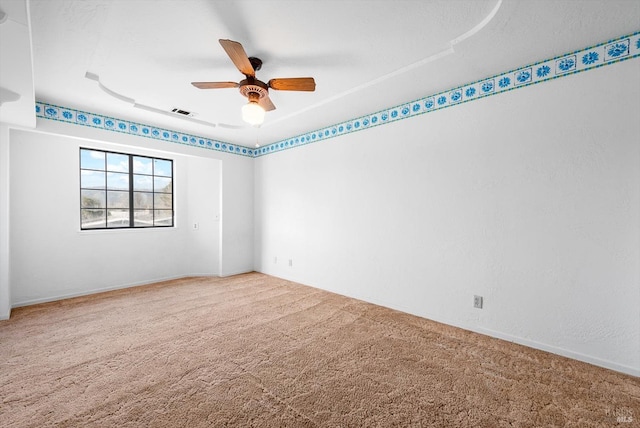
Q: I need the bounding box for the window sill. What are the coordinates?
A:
[78,226,178,235]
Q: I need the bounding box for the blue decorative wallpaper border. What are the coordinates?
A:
[36,31,639,159]
[255,31,640,157]
[35,103,257,158]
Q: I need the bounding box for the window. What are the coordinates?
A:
[80,148,173,229]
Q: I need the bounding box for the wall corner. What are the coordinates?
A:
[0,124,12,320]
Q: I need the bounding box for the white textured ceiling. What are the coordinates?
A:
[28,0,640,147]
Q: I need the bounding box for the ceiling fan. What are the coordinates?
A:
[192,39,316,126]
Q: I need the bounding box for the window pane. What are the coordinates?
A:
[134,210,153,227]
[133,192,153,209]
[80,149,105,170]
[81,209,106,229]
[107,209,130,228]
[133,174,153,191]
[154,210,173,226]
[133,156,152,174]
[154,159,172,177]
[81,190,105,208]
[80,149,174,230]
[106,153,129,172]
[107,172,129,190]
[81,170,105,189]
[154,193,172,210]
[107,190,130,209]
[154,177,172,193]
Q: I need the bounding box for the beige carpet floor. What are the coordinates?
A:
[0,273,638,427]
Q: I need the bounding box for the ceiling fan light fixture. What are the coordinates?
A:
[242,100,265,126]
[192,40,316,127]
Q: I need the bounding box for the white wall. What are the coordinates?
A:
[220,154,254,277]
[0,0,35,318]
[0,125,11,319]
[0,0,36,129]
[254,59,640,376]
[5,118,253,308]
[186,156,222,276]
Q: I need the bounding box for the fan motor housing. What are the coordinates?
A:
[239,78,269,101]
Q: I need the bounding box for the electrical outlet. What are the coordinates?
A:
[288,259,293,267]
[473,295,483,309]
[274,256,277,264]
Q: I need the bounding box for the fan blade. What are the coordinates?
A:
[191,81,239,89]
[219,39,255,77]
[258,95,276,111]
[268,77,316,91]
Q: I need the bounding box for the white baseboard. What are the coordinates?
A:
[11,274,188,309]
[218,269,254,278]
[368,298,640,378]
[10,271,639,378]
[471,325,640,378]
[258,273,639,378]
[187,273,220,278]
[9,273,254,310]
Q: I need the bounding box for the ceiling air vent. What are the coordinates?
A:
[171,108,196,117]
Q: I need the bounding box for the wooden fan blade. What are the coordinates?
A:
[219,39,255,77]
[191,81,239,89]
[258,95,276,111]
[268,77,316,91]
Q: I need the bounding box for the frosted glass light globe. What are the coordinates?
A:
[242,101,265,126]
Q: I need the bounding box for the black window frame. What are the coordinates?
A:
[80,147,174,230]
